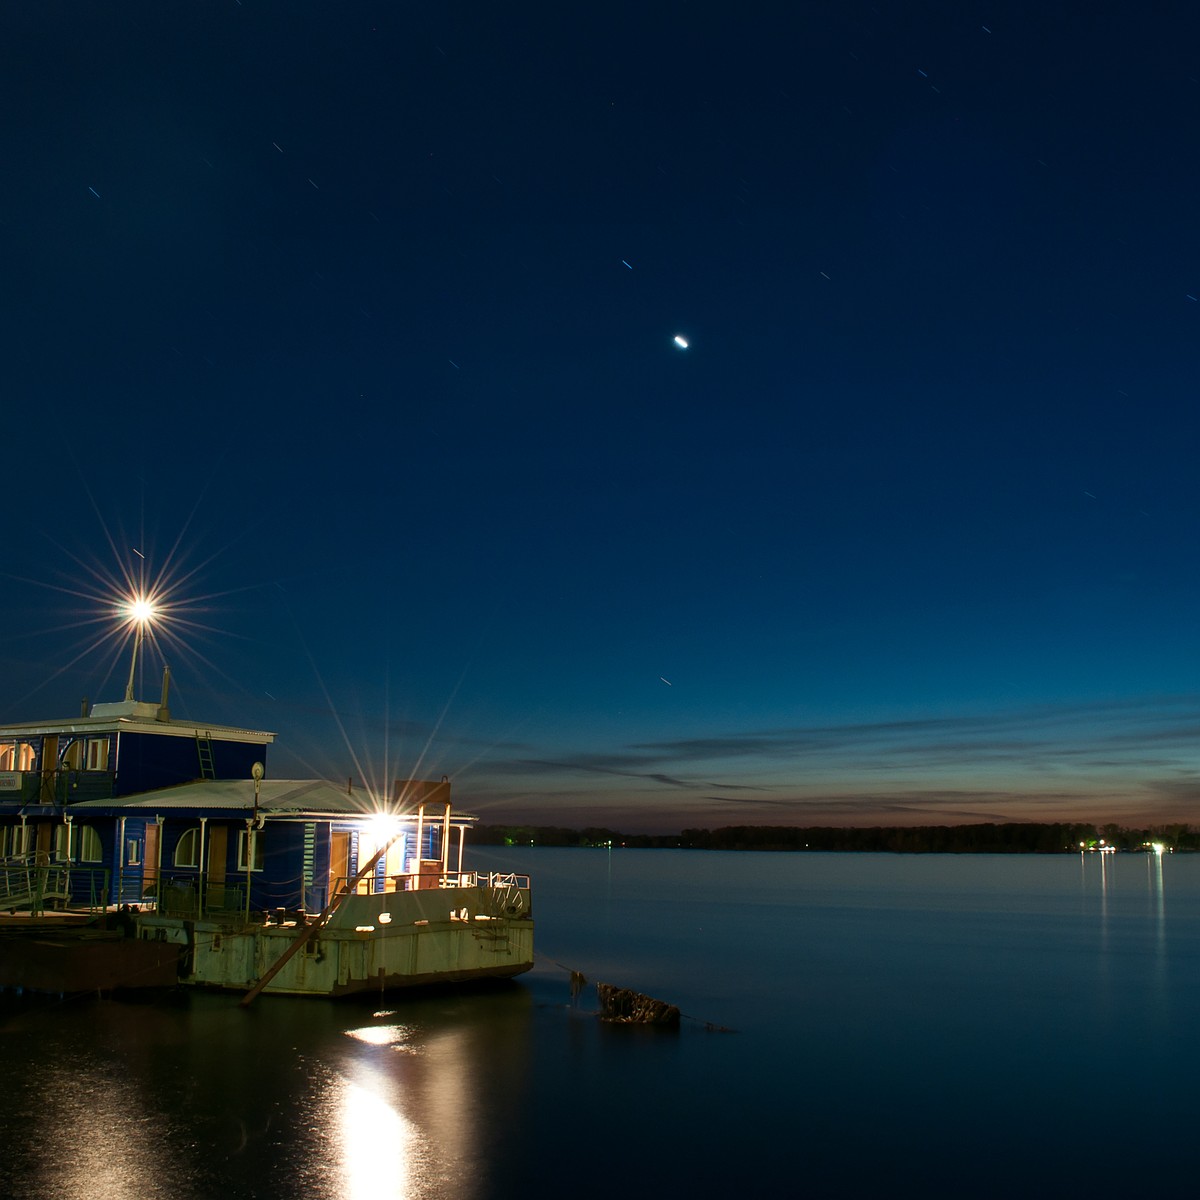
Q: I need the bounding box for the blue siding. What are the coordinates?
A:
[254,821,306,912]
[114,732,267,794]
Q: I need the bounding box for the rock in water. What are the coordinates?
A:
[596,982,681,1027]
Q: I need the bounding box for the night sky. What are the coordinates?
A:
[4,2,1200,831]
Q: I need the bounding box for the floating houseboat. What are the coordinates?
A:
[0,671,533,998]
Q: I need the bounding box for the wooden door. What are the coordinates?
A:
[329,831,350,898]
[143,823,160,897]
[39,736,58,805]
[207,825,228,908]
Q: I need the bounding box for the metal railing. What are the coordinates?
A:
[155,876,247,919]
[141,870,532,921]
[330,869,531,896]
[0,769,116,805]
[0,863,110,916]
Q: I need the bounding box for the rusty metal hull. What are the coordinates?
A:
[0,931,181,994]
[137,884,534,998]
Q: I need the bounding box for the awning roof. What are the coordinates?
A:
[68,779,474,822]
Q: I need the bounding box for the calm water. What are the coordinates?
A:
[3,849,1199,1198]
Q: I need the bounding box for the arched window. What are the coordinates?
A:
[0,742,35,771]
[54,824,73,862]
[174,828,201,868]
[1,826,22,858]
[78,826,103,863]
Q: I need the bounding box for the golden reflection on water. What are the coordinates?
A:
[41,1062,159,1200]
[4,988,530,1200]
[337,1073,422,1200]
[329,994,531,1200]
[344,1022,418,1048]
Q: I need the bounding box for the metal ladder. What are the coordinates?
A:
[196,732,216,779]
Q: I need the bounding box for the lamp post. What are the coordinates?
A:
[123,597,155,702]
[245,762,263,923]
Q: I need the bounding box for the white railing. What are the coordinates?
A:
[0,863,76,914]
[485,872,531,889]
[331,869,531,897]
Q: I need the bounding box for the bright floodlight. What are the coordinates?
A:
[369,812,401,841]
[673,334,689,349]
[129,597,155,623]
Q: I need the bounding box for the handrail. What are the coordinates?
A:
[326,869,532,896]
[0,864,110,916]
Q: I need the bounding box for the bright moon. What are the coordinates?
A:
[673,335,688,349]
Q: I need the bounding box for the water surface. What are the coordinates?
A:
[2,849,1196,1198]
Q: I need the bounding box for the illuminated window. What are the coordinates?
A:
[79,826,103,863]
[54,824,73,862]
[126,840,141,865]
[0,743,34,771]
[5,826,31,858]
[174,828,200,868]
[237,830,265,872]
[85,739,109,771]
[61,740,82,770]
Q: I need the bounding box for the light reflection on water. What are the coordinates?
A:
[38,1059,160,1200]
[338,1075,418,1200]
[344,1022,416,1047]
[5,850,1200,1198]
[0,986,533,1200]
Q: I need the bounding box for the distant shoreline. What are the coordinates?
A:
[473,821,1196,854]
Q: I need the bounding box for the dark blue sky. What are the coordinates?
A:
[4,2,1200,830]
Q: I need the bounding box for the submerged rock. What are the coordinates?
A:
[596,982,680,1027]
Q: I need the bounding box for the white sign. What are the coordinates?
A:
[0,772,21,791]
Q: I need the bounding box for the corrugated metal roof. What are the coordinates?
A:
[69,778,473,820]
[0,715,274,742]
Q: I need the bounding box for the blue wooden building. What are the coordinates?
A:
[0,684,461,919]
[0,687,275,911]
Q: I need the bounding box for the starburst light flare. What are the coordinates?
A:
[127,596,156,624]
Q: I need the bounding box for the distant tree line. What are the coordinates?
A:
[471,821,1200,853]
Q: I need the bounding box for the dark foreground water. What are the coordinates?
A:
[3,848,1199,1199]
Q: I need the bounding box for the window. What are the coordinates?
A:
[126,840,141,865]
[0,743,35,771]
[61,740,82,770]
[174,828,201,868]
[54,824,73,862]
[5,826,31,859]
[78,826,103,863]
[85,739,109,771]
[237,829,265,872]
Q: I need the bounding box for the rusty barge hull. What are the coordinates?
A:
[137,882,534,998]
[0,931,181,994]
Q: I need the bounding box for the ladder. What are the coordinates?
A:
[196,732,216,779]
